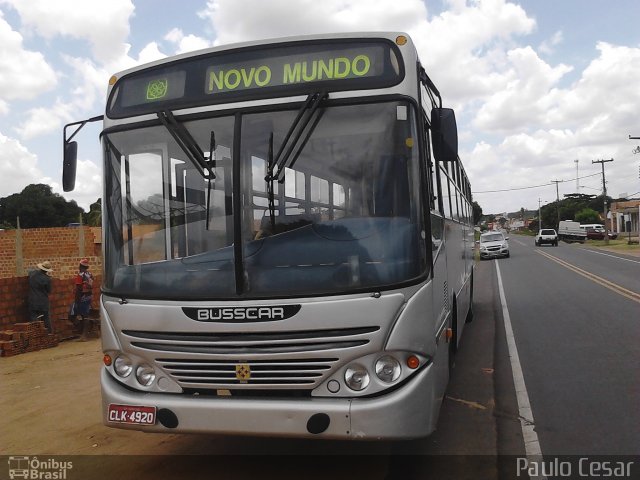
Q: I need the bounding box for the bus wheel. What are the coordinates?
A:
[465,276,474,324]
[448,300,457,372]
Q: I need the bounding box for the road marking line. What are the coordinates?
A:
[536,250,640,303]
[495,262,544,466]
[582,248,640,264]
[512,239,528,246]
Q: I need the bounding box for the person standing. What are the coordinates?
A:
[74,258,94,340]
[28,261,53,333]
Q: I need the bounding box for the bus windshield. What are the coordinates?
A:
[103,100,426,299]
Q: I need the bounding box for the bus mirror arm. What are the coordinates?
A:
[62,115,103,192]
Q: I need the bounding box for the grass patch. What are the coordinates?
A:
[585,237,640,252]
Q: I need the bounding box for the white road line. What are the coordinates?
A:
[582,248,640,264]
[495,262,545,478]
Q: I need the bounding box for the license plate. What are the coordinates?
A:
[108,404,156,425]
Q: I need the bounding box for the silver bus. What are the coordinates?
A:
[63,32,474,439]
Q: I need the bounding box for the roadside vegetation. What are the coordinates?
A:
[585,238,640,253]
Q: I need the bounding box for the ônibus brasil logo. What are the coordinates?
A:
[8,456,73,479]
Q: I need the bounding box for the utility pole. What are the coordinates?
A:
[574,159,579,192]
[550,179,562,228]
[592,158,613,245]
[538,198,543,230]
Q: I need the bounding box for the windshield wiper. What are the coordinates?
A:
[158,111,218,229]
[266,91,328,184]
[264,91,327,233]
[158,111,209,177]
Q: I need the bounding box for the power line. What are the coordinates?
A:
[472,172,600,194]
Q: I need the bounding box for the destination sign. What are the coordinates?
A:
[204,48,380,94]
[107,39,403,118]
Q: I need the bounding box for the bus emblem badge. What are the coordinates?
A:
[236,364,251,382]
[146,79,168,100]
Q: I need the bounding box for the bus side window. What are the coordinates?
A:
[431,212,444,251]
[440,167,453,219]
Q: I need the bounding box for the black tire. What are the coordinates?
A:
[448,300,458,373]
[465,276,474,324]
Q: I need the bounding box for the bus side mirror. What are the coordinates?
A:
[431,108,458,163]
[63,141,78,192]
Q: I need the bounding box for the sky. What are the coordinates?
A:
[0,0,639,215]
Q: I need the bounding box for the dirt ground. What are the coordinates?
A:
[0,338,396,479]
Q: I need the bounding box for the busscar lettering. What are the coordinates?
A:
[207,53,372,92]
[197,307,286,320]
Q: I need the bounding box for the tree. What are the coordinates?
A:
[86,199,102,226]
[472,201,483,225]
[575,207,601,224]
[0,184,84,228]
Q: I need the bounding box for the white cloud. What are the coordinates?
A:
[473,46,573,132]
[14,55,108,139]
[0,132,44,197]
[165,28,211,54]
[539,30,563,56]
[413,0,536,105]
[1,0,135,63]
[198,0,428,45]
[0,11,57,104]
[136,42,167,65]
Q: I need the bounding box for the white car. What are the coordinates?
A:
[535,229,558,246]
[478,231,510,259]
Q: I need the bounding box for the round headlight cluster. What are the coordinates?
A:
[344,364,370,391]
[112,354,156,387]
[343,355,405,392]
[375,355,401,383]
[114,355,133,377]
[136,364,156,386]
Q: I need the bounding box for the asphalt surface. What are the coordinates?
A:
[495,236,640,455]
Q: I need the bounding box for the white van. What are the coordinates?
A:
[580,224,605,232]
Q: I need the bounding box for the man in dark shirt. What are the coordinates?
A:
[28,261,53,333]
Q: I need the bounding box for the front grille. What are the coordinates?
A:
[157,358,338,387]
[122,326,379,390]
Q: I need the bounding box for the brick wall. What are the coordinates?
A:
[0,276,102,330]
[0,226,102,330]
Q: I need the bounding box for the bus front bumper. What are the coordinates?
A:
[101,365,437,440]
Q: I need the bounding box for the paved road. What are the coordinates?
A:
[494,236,640,455]
[513,235,640,294]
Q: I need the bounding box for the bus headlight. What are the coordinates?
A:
[114,355,133,378]
[375,355,401,383]
[136,364,156,386]
[344,364,370,391]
